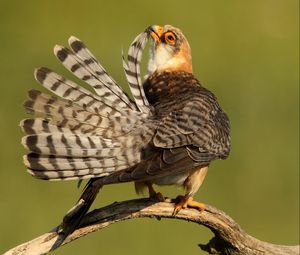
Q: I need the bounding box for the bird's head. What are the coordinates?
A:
[146,25,192,75]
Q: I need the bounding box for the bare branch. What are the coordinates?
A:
[4,198,299,255]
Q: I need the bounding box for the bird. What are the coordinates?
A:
[20,25,231,235]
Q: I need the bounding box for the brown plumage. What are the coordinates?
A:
[21,25,230,235]
[100,70,230,206]
[109,26,230,202]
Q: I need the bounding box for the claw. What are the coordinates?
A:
[173,196,205,215]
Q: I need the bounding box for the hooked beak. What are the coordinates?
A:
[146,25,164,43]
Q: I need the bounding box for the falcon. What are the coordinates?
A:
[21,25,230,234]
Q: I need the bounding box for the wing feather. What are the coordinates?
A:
[154,96,230,159]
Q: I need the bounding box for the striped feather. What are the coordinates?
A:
[22,133,120,156]
[21,118,74,135]
[25,153,129,171]
[54,39,136,110]
[68,37,134,107]
[23,89,145,137]
[23,90,115,134]
[20,118,106,138]
[22,122,154,180]
[21,32,157,181]
[122,32,151,114]
[34,67,131,117]
[27,168,110,181]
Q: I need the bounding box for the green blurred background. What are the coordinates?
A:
[0,0,298,254]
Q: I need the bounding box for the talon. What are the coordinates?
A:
[173,195,205,215]
[173,195,186,215]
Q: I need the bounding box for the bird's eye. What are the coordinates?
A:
[164,32,176,45]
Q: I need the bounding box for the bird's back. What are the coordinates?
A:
[144,71,231,160]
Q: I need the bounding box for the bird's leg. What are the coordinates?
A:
[173,195,205,215]
[146,183,165,202]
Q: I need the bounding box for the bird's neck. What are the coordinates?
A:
[147,43,193,75]
[148,56,193,75]
[143,71,200,107]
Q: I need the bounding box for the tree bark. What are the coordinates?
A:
[3,198,299,255]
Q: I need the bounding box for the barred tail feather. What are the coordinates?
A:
[22,90,144,136]
[26,168,109,181]
[68,36,135,108]
[21,33,154,182]
[34,67,131,117]
[22,133,121,156]
[54,43,135,110]
[23,90,113,134]
[25,153,129,171]
[122,32,151,114]
[21,117,105,137]
[21,127,150,180]
[24,152,139,181]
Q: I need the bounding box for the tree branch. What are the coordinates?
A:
[4,198,299,255]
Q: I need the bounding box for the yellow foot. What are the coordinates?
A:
[173,196,205,215]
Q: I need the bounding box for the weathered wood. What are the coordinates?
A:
[4,198,299,255]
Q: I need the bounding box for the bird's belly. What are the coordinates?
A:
[152,172,189,186]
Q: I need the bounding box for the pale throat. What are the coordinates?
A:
[147,44,193,75]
